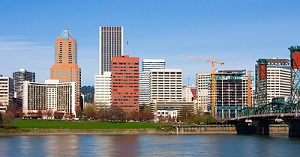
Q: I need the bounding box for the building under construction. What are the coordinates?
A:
[214,70,250,119]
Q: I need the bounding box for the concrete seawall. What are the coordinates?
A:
[173,125,288,134]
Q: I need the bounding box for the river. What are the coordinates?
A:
[1,134,300,157]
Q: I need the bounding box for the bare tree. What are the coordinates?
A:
[84,103,97,120]
[36,109,43,118]
[2,111,15,129]
[46,109,53,119]
[111,106,125,121]
[54,111,64,119]
[98,107,112,121]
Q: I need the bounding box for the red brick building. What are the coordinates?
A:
[111,55,139,113]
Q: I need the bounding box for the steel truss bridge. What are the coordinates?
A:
[228,46,300,137]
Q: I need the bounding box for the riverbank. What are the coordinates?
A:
[0,125,288,136]
[0,128,169,136]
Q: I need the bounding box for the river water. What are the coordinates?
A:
[1,134,300,157]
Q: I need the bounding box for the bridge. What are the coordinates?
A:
[228,99,300,137]
[228,46,300,137]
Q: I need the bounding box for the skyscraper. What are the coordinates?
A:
[111,55,139,113]
[13,69,35,100]
[13,69,35,109]
[94,26,123,107]
[99,26,123,75]
[255,58,290,104]
[50,28,81,108]
[140,59,165,106]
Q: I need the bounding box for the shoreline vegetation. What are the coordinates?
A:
[0,119,289,136]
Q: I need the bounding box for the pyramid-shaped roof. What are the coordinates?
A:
[58,28,74,40]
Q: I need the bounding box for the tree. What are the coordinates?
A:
[2,111,15,129]
[111,106,125,121]
[36,109,43,118]
[45,109,53,119]
[84,103,97,119]
[178,106,194,122]
[98,107,112,121]
[0,112,3,127]
[54,111,64,119]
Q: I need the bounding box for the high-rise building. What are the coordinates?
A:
[13,69,35,107]
[23,80,76,117]
[50,28,81,108]
[196,72,211,113]
[94,26,123,108]
[99,26,123,75]
[111,55,139,113]
[94,72,111,109]
[149,69,182,103]
[0,75,14,111]
[214,70,249,119]
[140,59,165,106]
[255,58,290,104]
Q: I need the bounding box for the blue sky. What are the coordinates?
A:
[1,0,300,85]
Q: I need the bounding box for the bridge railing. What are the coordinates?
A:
[238,102,297,117]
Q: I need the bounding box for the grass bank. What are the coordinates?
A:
[13,119,167,130]
[0,119,172,135]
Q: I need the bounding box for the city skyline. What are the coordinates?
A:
[1,1,299,85]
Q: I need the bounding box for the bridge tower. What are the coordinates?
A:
[289,46,300,112]
[256,59,268,106]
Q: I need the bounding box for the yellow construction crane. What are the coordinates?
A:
[182,55,224,117]
[247,70,253,108]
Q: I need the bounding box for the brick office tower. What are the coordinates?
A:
[50,28,81,111]
[111,55,139,113]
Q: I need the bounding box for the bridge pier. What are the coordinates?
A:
[233,119,270,135]
[234,122,257,134]
[254,120,269,135]
[285,118,300,137]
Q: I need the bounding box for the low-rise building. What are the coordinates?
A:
[154,109,178,122]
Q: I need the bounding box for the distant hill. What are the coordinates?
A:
[81,86,94,103]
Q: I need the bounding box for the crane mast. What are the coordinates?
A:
[182,55,224,117]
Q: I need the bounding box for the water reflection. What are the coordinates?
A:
[1,134,300,157]
[43,135,79,156]
[109,135,140,157]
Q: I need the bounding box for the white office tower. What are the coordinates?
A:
[149,69,182,103]
[139,59,165,106]
[196,72,211,113]
[255,58,291,103]
[94,72,111,109]
[266,59,290,102]
[0,75,14,111]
